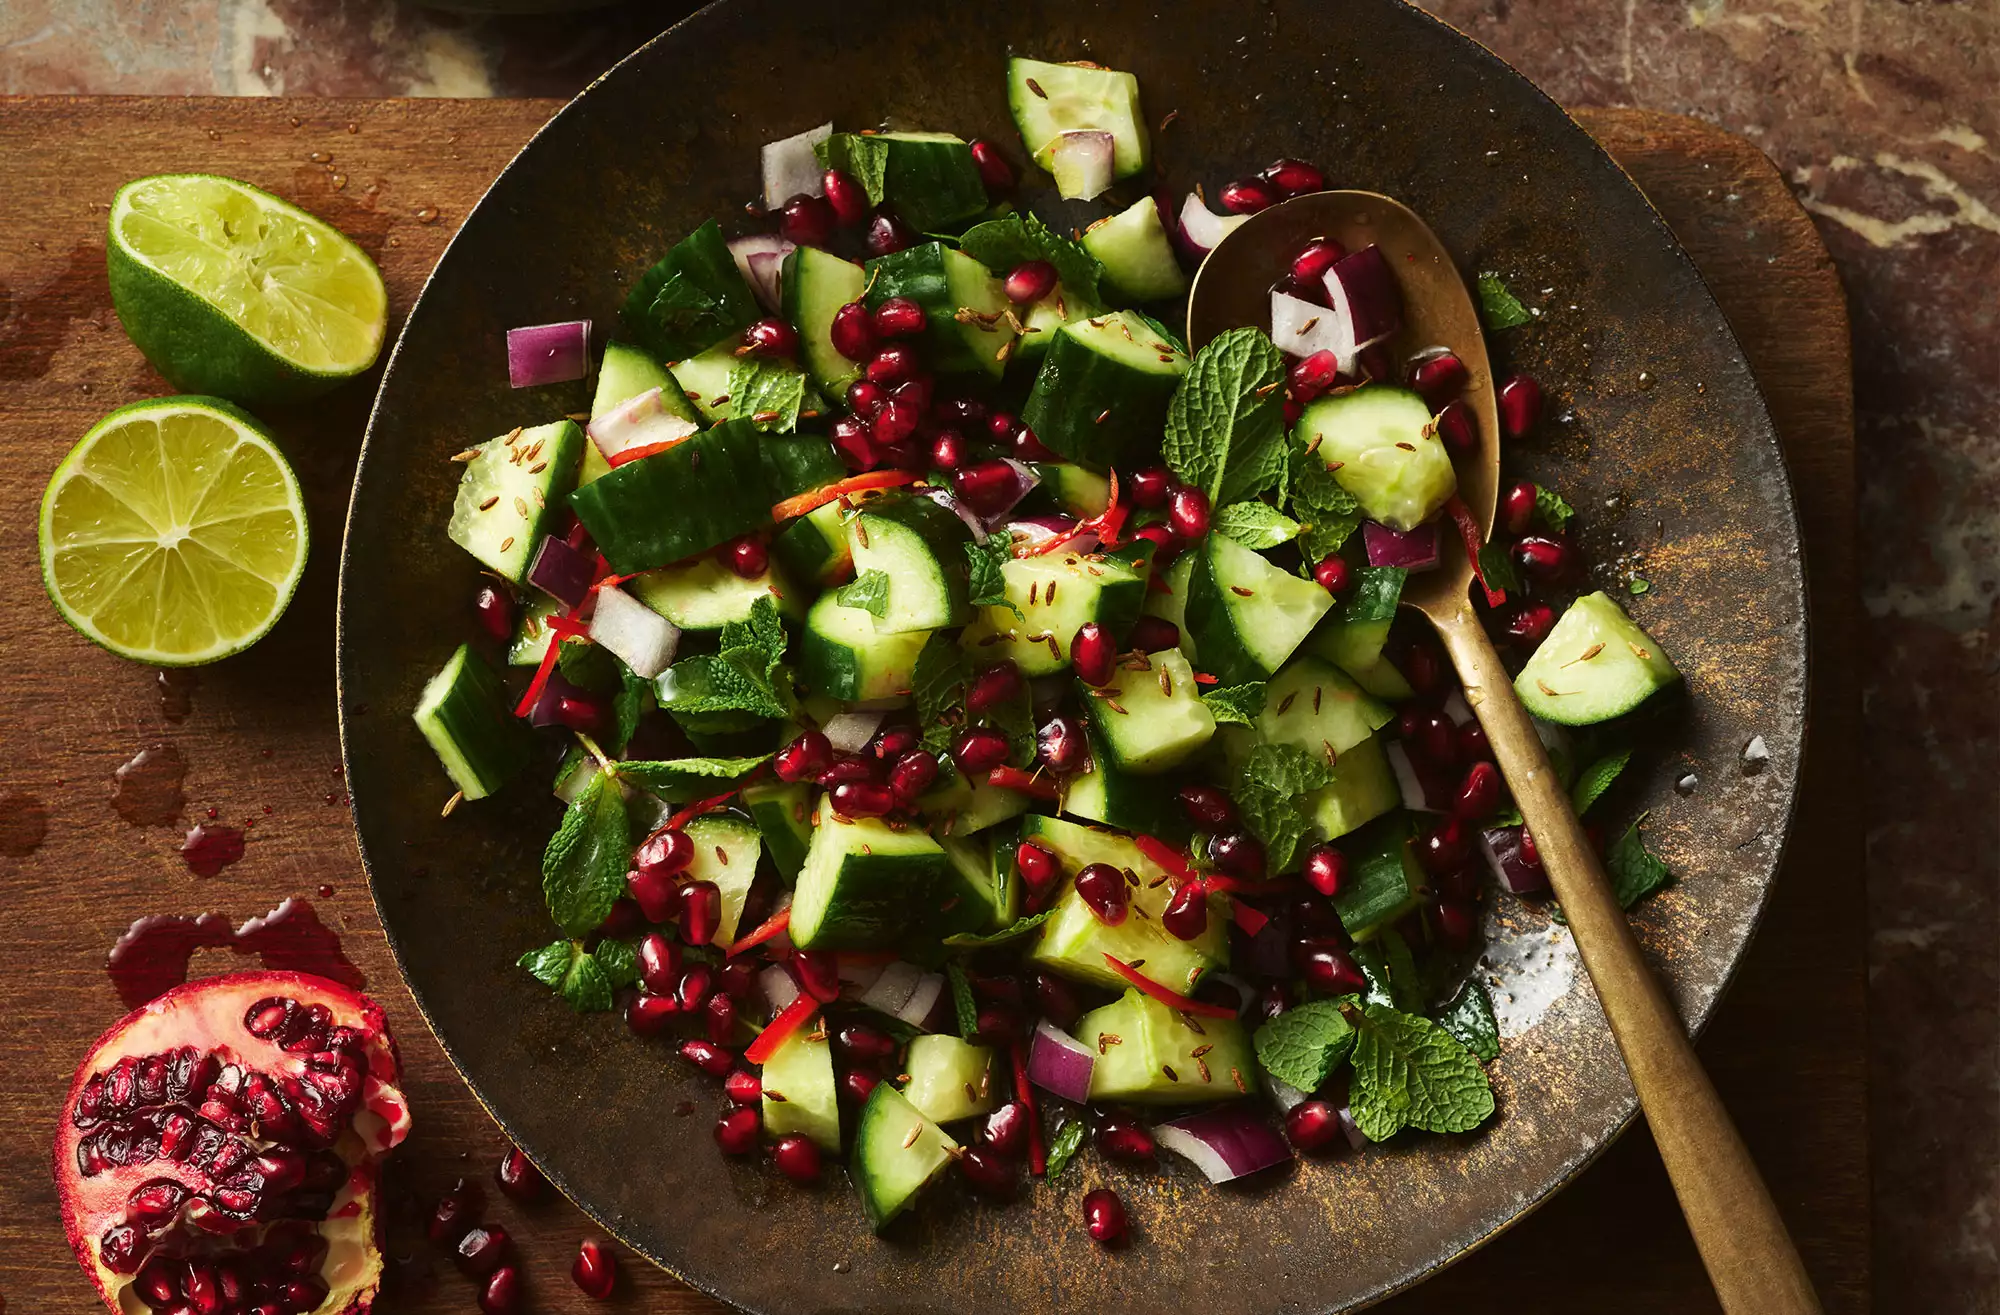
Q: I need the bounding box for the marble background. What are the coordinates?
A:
[2,0,1993,1310]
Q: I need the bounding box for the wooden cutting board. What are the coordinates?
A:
[0,98,1862,1314]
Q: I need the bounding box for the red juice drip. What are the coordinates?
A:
[180,822,246,877]
[105,897,362,1008]
[0,794,49,857]
[234,898,363,988]
[112,744,186,827]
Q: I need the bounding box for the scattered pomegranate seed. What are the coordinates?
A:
[1313,555,1352,596]
[839,1069,880,1104]
[931,430,967,469]
[1069,622,1116,686]
[627,867,679,923]
[969,139,1015,194]
[867,343,922,387]
[1300,942,1366,995]
[473,584,514,642]
[426,1178,485,1245]
[828,415,878,472]
[1035,715,1087,773]
[1434,862,1481,903]
[1096,1120,1157,1163]
[1356,342,1393,382]
[1083,1188,1128,1246]
[1015,841,1062,893]
[1219,176,1282,215]
[871,723,921,761]
[1454,762,1502,821]
[950,728,1011,776]
[1258,981,1291,1023]
[714,1106,760,1156]
[936,395,988,427]
[1400,641,1446,697]
[1162,882,1209,941]
[1132,523,1185,562]
[1127,466,1173,508]
[1168,485,1211,539]
[1011,423,1056,462]
[863,205,917,256]
[1127,615,1180,652]
[1003,259,1058,304]
[973,1003,1023,1049]
[1286,1099,1345,1152]
[1290,236,1346,283]
[871,296,927,339]
[1177,783,1237,829]
[741,317,799,359]
[818,756,880,788]
[985,409,1019,442]
[889,749,941,804]
[636,932,681,994]
[679,1039,734,1078]
[953,458,1024,517]
[1434,401,1479,455]
[773,1134,823,1183]
[554,694,606,734]
[779,194,835,248]
[1263,158,1327,197]
[1458,721,1492,762]
[1499,480,1539,536]
[1210,830,1267,878]
[1418,818,1471,876]
[495,1146,545,1204]
[981,1102,1030,1158]
[833,1023,896,1062]
[597,897,643,937]
[480,1265,523,1315]
[794,958,845,1011]
[1034,970,1084,1032]
[1519,828,1543,869]
[1288,348,1342,404]
[1502,602,1557,647]
[822,169,868,226]
[455,1224,512,1279]
[727,536,768,579]
[1407,351,1468,403]
[680,881,722,945]
[775,730,833,783]
[724,1069,762,1105]
[624,992,677,1038]
[634,828,693,880]
[830,301,876,362]
[958,1144,1018,1200]
[704,990,737,1046]
[1513,535,1572,582]
[1075,863,1130,925]
[1303,844,1346,898]
[1498,374,1544,437]
[830,780,896,818]
[1433,900,1478,951]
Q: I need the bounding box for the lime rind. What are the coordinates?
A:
[39,397,309,666]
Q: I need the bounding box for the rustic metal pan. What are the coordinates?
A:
[338,1,1807,1310]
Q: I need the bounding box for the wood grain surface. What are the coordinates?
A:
[0,98,1861,1313]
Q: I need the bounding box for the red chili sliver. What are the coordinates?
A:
[727,906,790,958]
[1134,835,1195,884]
[744,995,817,1065]
[514,629,567,718]
[1102,953,1238,1019]
[1445,495,1505,609]
[1011,1041,1046,1176]
[987,766,1059,800]
[1230,899,1270,937]
[770,469,917,522]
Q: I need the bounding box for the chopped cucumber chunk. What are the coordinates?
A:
[1296,385,1457,532]
[1007,57,1150,179]
[1082,196,1188,302]
[1516,591,1681,725]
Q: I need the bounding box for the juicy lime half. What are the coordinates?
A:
[107,174,388,404]
[40,398,309,665]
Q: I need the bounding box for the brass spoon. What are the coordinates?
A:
[1188,192,1821,1315]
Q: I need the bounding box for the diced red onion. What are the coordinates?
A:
[526,534,595,609]
[1048,131,1115,201]
[1321,245,1403,350]
[989,459,1043,524]
[727,234,795,314]
[506,319,591,389]
[1179,192,1249,256]
[1027,1020,1096,1103]
[761,963,801,1015]
[1336,1105,1368,1150]
[1270,290,1351,364]
[1440,689,1474,728]
[924,489,989,545]
[1363,521,1440,570]
[586,386,699,465]
[1385,741,1445,813]
[589,585,679,679]
[1155,1107,1293,1184]
[1480,825,1550,895]
[530,670,591,730]
[1267,1076,1310,1113]
[760,121,831,210]
[822,710,884,755]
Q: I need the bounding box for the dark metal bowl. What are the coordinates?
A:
[338,2,1806,1310]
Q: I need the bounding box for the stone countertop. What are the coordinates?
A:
[3,1,1992,1310]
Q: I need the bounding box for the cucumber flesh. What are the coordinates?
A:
[1333,816,1424,941]
[446,420,584,582]
[1077,648,1216,775]
[901,1034,999,1124]
[1516,591,1681,725]
[1254,657,1394,761]
[853,1084,958,1232]
[1023,815,1226,992]
[1183,533,1335,685]
[1304,734,1400,846]
[1014,285,1102,368]
[782,246,867,397]
[1079,989,1258,1103]
[1297,385,1457,532]
[1082,197,1188,301]
[956,549,1146,677]
[567,420,771,575]
[669,341,741,424]
[742,779,813,886]
[629,555,799,630]
[1020,311,1188,470]
[684,815,762,946]
[844,494,971,633]
[1007,58,1150,179]
[761,1022,842,1153]
[865,243,1016,379]
[594,340,700,426]
[413,644,530,800]
[800,591,929,706]
[773,499,853,587]
[792,795,948,950]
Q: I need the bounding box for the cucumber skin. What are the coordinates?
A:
[793,849,947,950]
[773,503,849,586]
[1019,325,1182,470]
[864,243,1006,377]
[851,494,973,630]
[414,644,530,800]
[568,419,770,574]
[876,136,989,233]
[782,246,866,396]
[758,433,848,500]
[1182,540,1266,687]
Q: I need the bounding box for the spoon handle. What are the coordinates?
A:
[1427,604,1822,1314]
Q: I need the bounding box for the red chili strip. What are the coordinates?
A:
[1445,495,1506,609]
[987,766,1060,800]
[744,995,817,1065]
[726,906,790,958]
[1011,1041,1046,1176]
[1133,835,1196,884]
[1230,899,1270,937]
[1101,953,1238,1019]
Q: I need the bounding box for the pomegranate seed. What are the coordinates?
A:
[572,1239,617,1300]
[741,317,798,359]
[1257,981,1291,1021]
[628,863,681,922]
[779,194,835,248]
[554,694,605,733]
[1011,423,1056,463]
[1035,715,1087,773]
[791,949,841,1004]
[727,536,769,579]
[1418,818,1472,876]
[1500,481,1539,536]
[473,584,514,642]
[1168,485,1211,539]
[1273,271,1329,306]
[889,749,940,804]
[829,415,878,471]
[1513,535,1572,582]
[981,1102,1030,1158]
[951,727,1011,776]
[1289,349,1341,403]
[1033,970,1084,1032]
[1075,863,1129,925]
[1127,616,1179,653]
[847,378,887,416]
[679,1038,734,1077]
[775,731,833,783]
[1435,401,1479,455]
[480,1265,523,1315]
[1162,882,1209,941]
[839,1069,880,1104]
[1219,176,1281,215]
[1015,841,1062,893]
[1502,602,1557,647]
[1286,1099,1345,1152]
[972,1003,1023,1049]
[1407,351,1468,404]
[426,1178,485,1244]
[1313,555,1352,596]
[1459,721,1492,762]
[1210,830,1267,878]
[885,439,929,474]
[455,1224,512,1279]
[864,205,917,257]
[1399,708,1458,768]
[822,169,868,226]
[1434,860,1482,902]
[936,395,988,427]
[1083,1188,1128,1245]
[598,896,644,938]
[1454,762,1502,821]
[1283,398,1304,427]
[719,958,761,1003]
[1356,342,1392,382]
[969,139,1015,193]
[830,780,896,818]
[1069,622,1116,686]
[1303,844,1347,897]
[1498,374,1544,437]
[967,660,1024,714]
[951,1144,1014,1200]
[870,296,927,339]
[1519,829,1543,869]
[818,756,880,787]
[1301,942,1366,995]
[772,1133,823,1183]
[986,410,1020,442]
[1177,783,1237,829]
[1126,466,1172,509]
[1096,1120,1157,1162]
[833,1023,897,1062]
[680,880,721,945]
[1263,158,1327,197]
[830,301,876,362]
[867,343,921,387]
[1433,900,1478,951]
[1003,260,1058,304]
[871,723,921,760]
[704,990,738,1045]
[1400,641,1446,697]
[930,430,966,469]
[135,1257,179,1307]
[635,828,695,879]
[1290,236,1346,283]
[495,1146,545,1203]
[952,458,1023,517]
[724,1070,762,1105]
[1132,523,1186,562]
[676,963,714,1012]
[714,1105,760,1155]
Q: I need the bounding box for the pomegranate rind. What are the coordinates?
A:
[53,970,408,1315]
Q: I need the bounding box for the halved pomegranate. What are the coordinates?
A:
[54,971,411,1315]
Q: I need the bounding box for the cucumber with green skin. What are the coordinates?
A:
[800,592,928,705]
[1019,311,1188,470]
[413,644,531,801]
[1022,815,1227,993]
[782,245,867,397]
[1334,814,1424,940]
[1183,533,1335,686]
[1305,734,1400,846]
[620,218,760,362]
[1078,989,1258,1103]
[1082,196,1188,301]
[447,420,585,583]
[864,242,1015,378]
[742,779,813,886]
[791,795,949,950]
[901,1035,998,1124]
[844,493,973,633]
[629,556,801,630]
[920,768,1032,838]
[821,131,989,233]
[762,1023,841,1152]
[1012,284,1102,369]
[1516,591,1681,725]
[956,549,1147,676]
[1060,722,1182,838]
[684,814,762,946]
[1306,565,1406,676]
[592,339,701,426]
[758,433,848,501]
[773,500,852,586]
[1251,656,1395,761]
[568,419,770,574]
[1296,385,1456,532]
[1007,58,1150,180]
[852,1084,958,1232]
[1077,648,1216,775]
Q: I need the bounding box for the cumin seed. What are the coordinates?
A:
[711,393,730,406]
[529,461,547,474]
[1095,408,1111,424]
[1045,633,1061,660]
[1099,1033,1123,1052]
[1159,665,1172,697]
[1191,1043,1214,1058]
[1230,586,1254,597]
[1395,441,1417,452]
[1027,76,1048,98]
[1537,679,1564,696]
[1629,642,1653,659]
[766,1089,789,1103]
[715,845,729,865]
[1162,1064,1179,1082]
[1563,642,1606,668]
[451,447,483,463]
[1106,698,1129,714]
[753,409,781,425]
[478,495,499,511]
[1231,1066,1248,1093]
[499,536,514,552]
[1278,692,1297,714]
[902,1124,921,1149]
[1029,581,1039,606]
[1324,739,1339,768]
[513,496,530,518]
[1046,580,1057,604]
[440,790,463,818]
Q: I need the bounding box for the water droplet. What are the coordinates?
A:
[1675,773,1699,795]
[157,668,198,721]
[345,121,359,134]
[1636,371,1655,390]
[1740,735,1769,775]
[288,116,302,128]
[414,205,440,225]
[331,173,348,191]
[308,151,332,165]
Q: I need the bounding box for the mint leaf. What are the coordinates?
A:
[720,593,788,678]
[1200,682,1267,727]
[1437,980,1500,1062]
[1235,742,1336,871]
[1289,443,1363,560]
[837,569,893,617]
[1353,929,1420,1012]
[728,356,807,432]
[1476,541,1520,595]
[592,937,641,989]
[517,940,614,1013]
[622,219,760,361]
[1629,576,1651,596]
[609,666,653,755]
[965,538,1020,617]
[1475,272,1533,331]
[1348,1002,1495,1139]
[1253,999,1359,1092]
[1213,502,1300,550]
[518,941,575,988]
[912,633,969,756]
[943,908,1055,949]
[1570,749,1631,816]
[541,772,631,938]
[955,210,1103,306]
[659,595,791,720]
[557,638,619,693]
[1163,327,1285,504]
[1534,484,1575,532]
[617,754,772,800]
[1607,814,1673,908]
[815,134,890,204]
[946,962,979,1037]
[1044,1117,1087,1180]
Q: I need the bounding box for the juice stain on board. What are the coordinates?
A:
[107,898,363,1008]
